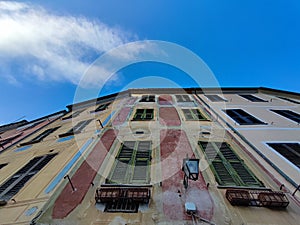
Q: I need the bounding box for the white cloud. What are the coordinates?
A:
[0,1,134,86]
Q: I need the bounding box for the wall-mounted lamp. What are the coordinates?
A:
[182,158,199,189]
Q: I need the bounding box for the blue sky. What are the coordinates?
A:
[0,0,299,124]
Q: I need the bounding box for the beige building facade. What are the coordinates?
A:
[0,87,299,225]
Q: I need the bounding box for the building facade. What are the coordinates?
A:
[0,87,299,225]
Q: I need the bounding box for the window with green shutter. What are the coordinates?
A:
[182,108,206,121]
[132,109,154,121]
[108,141,152,184]
[198,141,264,187]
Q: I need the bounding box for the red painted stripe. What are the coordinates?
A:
[52,129,118,219]
[159,107,181,126]
[160,129,214,221]
[126,97,137,105]
[112,107,131,126]
[159,95,173,105]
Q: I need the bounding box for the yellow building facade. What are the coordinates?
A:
[0,88,299,225]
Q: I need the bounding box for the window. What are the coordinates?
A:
[107,141,152,184]
[182,108,206,121]
[205,95,227,102]
[267,143,300,169]
[22,120,44,131]
[0,133,22,147]
[20,127,60,146]
[0,153,57,201]
[239,94,267,102]
[198,141,264,187]
[58,119,92,138]
[0,163,8,170]
[277,96,300,104]
[175,94,192,102]
[270,110,300,123]
[105,198,138,213]
[62,110,84,120]
[140,95,155,102]
[223,109,267,125]
[132,109,154,121]
[90,102,110,113]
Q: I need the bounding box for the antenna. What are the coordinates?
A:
[12,116,26,123]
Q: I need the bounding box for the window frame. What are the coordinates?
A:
[90,102,110,113]
[175,94,193,102]
[205,94,228,102]
[132,109,154,121]
[139,95,155,102]
[239,94,267,102]
[198,141,264,187]
[182,108,207,121]
[277,96,300,104]
[0,153,57,201]
[19,126,60,146]
[270,109,300,124]
[58,119,92,138]
[62,110,84,120]
[266,142,300,169]
[0,163,8,170]
[107,141,152,184]
[223,109,267,125]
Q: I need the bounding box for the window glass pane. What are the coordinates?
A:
[267,143,300,168]
[223,109,266,125]
[239,94,267,102]
[108,141,151,184]
[176,95,192,102]
[205,95,227,102]
[271,110,300,123]
[0,153,57,201]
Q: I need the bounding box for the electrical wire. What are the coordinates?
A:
[192,212,216,225]
[186,211,217,225]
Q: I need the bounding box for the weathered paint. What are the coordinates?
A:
[45,138,94,194]
[159,107,181,126]
[158,95,173,105]
[112,107,131,126]
[160,129,214,221]
[52,129,118,219]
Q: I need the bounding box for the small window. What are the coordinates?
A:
[239,94,267,102]
[205,95,227,102]
[19,127,60,146]
[182,109,206,121]
[132,109,154,121]
[0,153,57,201]
[223,109,267,125]
[270,110,300,123]
[140,95,155,102]
[277,96,300,104]
[267,143,300,169]
[175,95,192,102]
[62,110,84,120]
[58,119,92,138]
[198,141,264,187]
[0,163,8,170]
[90,103,110,113]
